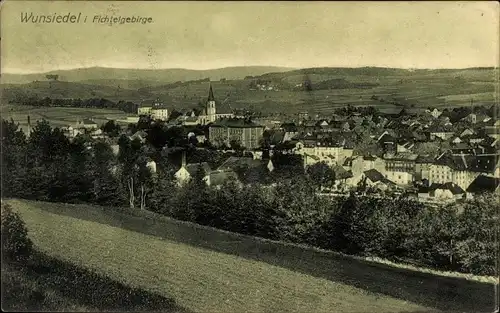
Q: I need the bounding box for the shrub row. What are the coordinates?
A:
[152,179,498,276]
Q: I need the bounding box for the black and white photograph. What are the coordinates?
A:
[1,1,499,312]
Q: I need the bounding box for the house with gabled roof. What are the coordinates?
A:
[432,182,466,200]
[217,156,274,184]
[418,182,465,202]
[427,123,454,141]
[461,112,492,124]
[396,139,415,153]
[293,139,351,167]
[343,155,386,186]
[361,169,396,191]
[427,108,442,118]
[174,153,211,186]
[459,128,475,138]
[75,118,98,130]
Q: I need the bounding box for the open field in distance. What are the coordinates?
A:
[2,67,497,116]
[1,105,130,133]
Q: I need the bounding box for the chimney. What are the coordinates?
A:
[461,153,467,169]
[27,115,32,137]
[182,151,186,167]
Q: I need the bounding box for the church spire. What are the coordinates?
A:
[208,84,215,102]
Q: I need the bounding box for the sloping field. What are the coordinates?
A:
[1,105,130,134]
[6,199,496,313]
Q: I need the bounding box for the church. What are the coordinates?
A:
[184,84,234,126]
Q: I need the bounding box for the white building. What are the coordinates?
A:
[138,99,169,121]
[174,153,211,186]
[138,105,152,115]
[293,141,352,167]
[151,107,169,121]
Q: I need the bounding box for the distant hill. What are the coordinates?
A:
[2,66,496,115]
[1,80,149,102]
[248,66,498,81]
[0,66,295,85]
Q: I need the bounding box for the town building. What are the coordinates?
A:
[182,85,235,126]
[292,140,350,167]
[76,119,98,130]
[208,118,265,149]
[384,153,418,185]
[418,182,466,202]
[174,153,211,186]
[343,155,386,186]
[137,104,152,115]
[361,169,396,192]
[138,99,169,121]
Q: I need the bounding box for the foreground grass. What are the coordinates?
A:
[2,252,187,312]
[6,199,438,313]
[2,262,93,312]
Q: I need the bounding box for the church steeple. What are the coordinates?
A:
[206,84,216,123]
[208,84,215,102]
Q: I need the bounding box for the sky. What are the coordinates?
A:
[1,1,499,73]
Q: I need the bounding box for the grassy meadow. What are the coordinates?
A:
[1,262,94,312]
[4,199,497,313]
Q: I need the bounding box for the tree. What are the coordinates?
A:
[229,139,244,154]
[1,204,33,263]
[91,141,123,205]
[148,159,177,215]
[306,162,335,190]
[135,155,154,210]
[101,120,121,137]
[1,119,28,198]
[455,194,499,275]
[117,136,143,208]
[48,135,93,203]
[174,164,209,222]
[45,74,58,81]
[147,123,169,150]
[271,178,323,243]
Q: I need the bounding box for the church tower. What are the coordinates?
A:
[206,84,216,122]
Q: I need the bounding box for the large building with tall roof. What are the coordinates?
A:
[208,118,264,149]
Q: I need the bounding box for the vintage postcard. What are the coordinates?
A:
[1,1,499,312]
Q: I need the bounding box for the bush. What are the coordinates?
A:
[1,204,33,263]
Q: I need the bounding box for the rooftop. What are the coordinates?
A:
[466,175,500,193]
[210,118,263,128]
